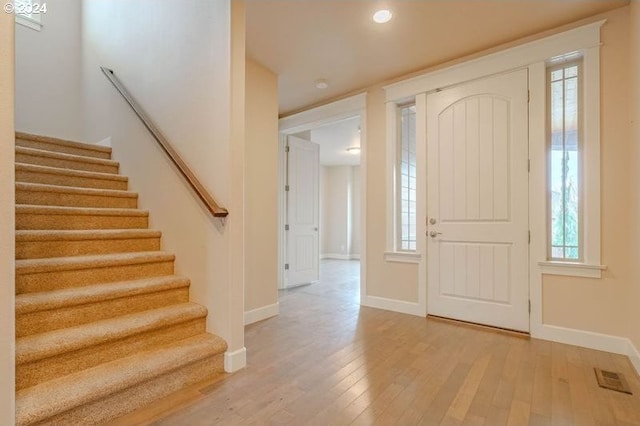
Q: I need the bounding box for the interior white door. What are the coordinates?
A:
[286,136,320,286]
[426,69,530,332]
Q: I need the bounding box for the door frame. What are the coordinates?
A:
[382,20,604,340]
[278,94,367,295]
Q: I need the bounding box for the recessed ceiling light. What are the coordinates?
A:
[373,9,392,24]
[315,79,329,89]
[346,146,361,154]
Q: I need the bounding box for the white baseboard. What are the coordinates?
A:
[533,324,630,355]
[244,302,279,325]
[361,295,425,317]
[224,347,246,373]
[517,324,640,376]
[321,253,360,260]
[628,339,640,376]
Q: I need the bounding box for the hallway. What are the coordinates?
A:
[114,260,640,425]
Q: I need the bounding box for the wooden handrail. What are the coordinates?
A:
[100,67,228,218]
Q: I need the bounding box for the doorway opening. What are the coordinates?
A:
[280,115,363,302]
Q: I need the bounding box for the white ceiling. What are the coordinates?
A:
[246,0,628,115]
[306,116,361,166]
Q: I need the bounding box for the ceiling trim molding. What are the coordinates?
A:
[383,19,605,101]
[279,93,367,134]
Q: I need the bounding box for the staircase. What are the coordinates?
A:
[14,132,227,425]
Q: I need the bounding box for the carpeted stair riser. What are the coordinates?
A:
[38,355,224,426]
[16,133,112,160]
[16,276,191,336]
[16,257,175,293]
[16,184,138,209]
[16,163,129,191]
[16,280,190,337]
[16,206,148,231]
[16,334,227,426]
[16,304,207,388]
[17,287,190,337]
[16,230,161,259]
[16,147,119,174]
[17,317,206,390]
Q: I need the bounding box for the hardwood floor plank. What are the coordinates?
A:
[442,353,492,423]
[417,362,472,425]
[531,352,553,419]
[464,337,510,421]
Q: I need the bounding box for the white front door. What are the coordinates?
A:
[286,136,320,287]
[426,69,530,332]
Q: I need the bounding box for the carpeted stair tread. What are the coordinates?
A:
[16,162,128,186]
[16,132,112,159]
[16,251,175,275]
[16,303,208,365]
[16,182,137,199]
[16,205,149,231]
[16,182,138,209]
[16,146,119,169]
[16,204,148,217]
[16,275,190,315]
[15,333,227,426]
[15,229,162,260]
[16,228,161,242]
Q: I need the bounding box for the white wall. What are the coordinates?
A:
[0,9,15,425]
[320,165,360,259]
[81,0,245,369]
[15,0,83,140]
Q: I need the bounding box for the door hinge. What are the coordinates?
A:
[285,145,290,153]
[528,230,531,244]
[284,263,289,270]
[528,159,531,172]
[528,300,531,313]
[285,224,290,231]
[527,90,530,103]
[285,185,290,192]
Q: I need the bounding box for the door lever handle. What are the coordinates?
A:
[429,231,443,238]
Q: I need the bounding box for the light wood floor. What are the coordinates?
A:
[112,259,640,425]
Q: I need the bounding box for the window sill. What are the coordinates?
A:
[538,261,606,279]
[16,15,42,31]
[384,251,421,264]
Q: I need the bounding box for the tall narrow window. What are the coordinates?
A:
[14,0,44,31]
[548,62,582,261]
[398,104,416,251]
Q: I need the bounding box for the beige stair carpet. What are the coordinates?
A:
[14,132,227,426]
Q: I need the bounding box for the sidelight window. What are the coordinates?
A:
[548,62,582,261]
[397,104,417,251]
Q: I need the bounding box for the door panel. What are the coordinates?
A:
[286,136,319,286]
[427,69,529,332]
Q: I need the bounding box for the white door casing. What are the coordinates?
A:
[426,69,530,332]
[286,136,320,287]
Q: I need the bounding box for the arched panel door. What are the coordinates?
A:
[426,69,530,332]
